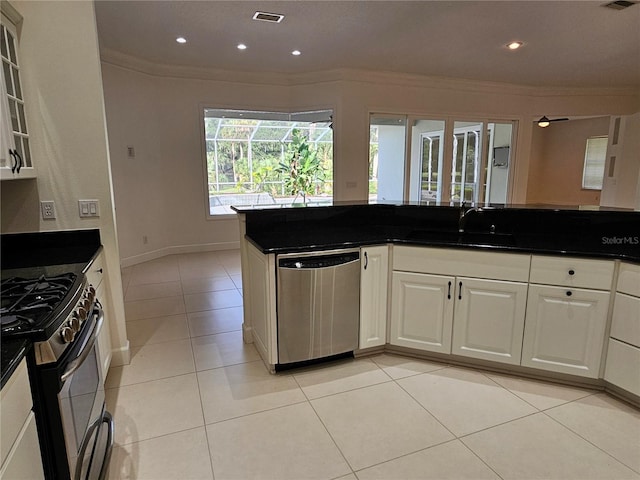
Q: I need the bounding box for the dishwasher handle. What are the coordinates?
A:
[278,252,360,269]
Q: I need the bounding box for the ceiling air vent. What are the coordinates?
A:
[603,0,637,10]
[252,11,285,23]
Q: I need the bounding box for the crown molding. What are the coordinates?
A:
[100,48,640,100]
[1,1,23,26]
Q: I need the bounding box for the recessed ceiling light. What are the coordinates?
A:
[176,37,187,44]
[291,50,301,56]
[237,44,247,50]
[506,41,523,50]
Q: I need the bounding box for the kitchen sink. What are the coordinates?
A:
[405,230,516,247]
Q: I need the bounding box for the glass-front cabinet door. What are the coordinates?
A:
[1,12,34,180]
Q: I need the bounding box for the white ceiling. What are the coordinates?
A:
[94,0,640,88]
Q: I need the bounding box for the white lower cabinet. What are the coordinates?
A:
[604,262,640,396]
[359,245,389,349]
[390,272,454,354]
[452,277,528,365]
[0,413,43,480]
[1,360,44,479]
[521,285,610,378]
[87,252,112,379]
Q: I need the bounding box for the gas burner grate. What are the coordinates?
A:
[0,273,77,330]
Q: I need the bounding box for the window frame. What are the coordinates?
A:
[581,136,608,191]
[200,106,335,218]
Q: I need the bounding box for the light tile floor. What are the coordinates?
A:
[107,250,640,480]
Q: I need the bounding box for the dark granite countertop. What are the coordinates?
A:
[1,229,102,389]
[239,203,640,262]
[1,339,30,389]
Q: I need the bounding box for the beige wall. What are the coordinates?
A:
[526,116,610,206]
[0,1,129,365]
[101,61,639,264]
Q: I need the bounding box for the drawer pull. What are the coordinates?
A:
[566,291,572,297]
[447,281,451,300]
[568,269,575,276]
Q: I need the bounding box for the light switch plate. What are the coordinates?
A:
[40,201,56,220]
[78,199,100,218]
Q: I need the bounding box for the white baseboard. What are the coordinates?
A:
[242,323,254,344]
[110,341,131,366]
[120,241,240,268]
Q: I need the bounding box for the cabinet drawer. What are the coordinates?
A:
[529,255,614,290]
[86,251,105,288]
[1,360,32,467]
[393,246,530,282]
[605,339,640,397]
[618,263,640,297]
[610,293,640,348]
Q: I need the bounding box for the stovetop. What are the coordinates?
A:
[0,269,85,341]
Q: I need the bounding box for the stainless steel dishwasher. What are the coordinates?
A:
[276,249,360,365]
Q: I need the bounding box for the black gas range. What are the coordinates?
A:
[1,265,113,480]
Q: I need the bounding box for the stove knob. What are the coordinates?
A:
[77,307,88,321]
[88,286,96,301]
[83,298,91,311]
[69,315,81,333]
[60,326,75,343]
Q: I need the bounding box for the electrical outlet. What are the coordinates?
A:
[78,200,100,218]
[40,201,56,220]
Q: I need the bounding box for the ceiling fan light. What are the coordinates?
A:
[538,116,550,128]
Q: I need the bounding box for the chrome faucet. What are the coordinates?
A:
[458,202,478,233]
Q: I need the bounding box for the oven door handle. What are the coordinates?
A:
[74,410,114,480]
[61,307,104,383]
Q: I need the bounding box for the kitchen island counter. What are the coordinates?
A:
[235,203,640,262]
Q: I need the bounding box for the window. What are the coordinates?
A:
[369,114,515,205]
[203,109,333,215]
[369,116,406,202]
[1,11,31,170]
[582,136,608,190]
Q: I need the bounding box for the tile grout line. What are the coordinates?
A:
[541,403,640,475]
[392,373,459,440]
[290,373,357,478]
[184,275,218,480]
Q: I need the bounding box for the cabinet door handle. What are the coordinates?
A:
[363,251,368,270]
[14,149,22,173]
[447,281,451,300]
[568,269,575,276]
[566,290,572,297]
[9,150,17,173]
[458,281,463,300]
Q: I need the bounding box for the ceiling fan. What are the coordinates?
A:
[537,116,569,128]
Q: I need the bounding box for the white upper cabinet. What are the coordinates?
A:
[359,245,389,349]
[1,11,34,180]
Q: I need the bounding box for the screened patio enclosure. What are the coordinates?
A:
[203,109,333,215]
